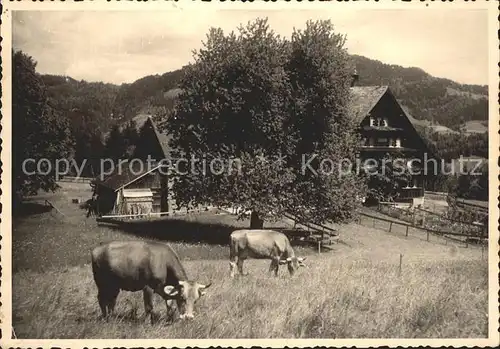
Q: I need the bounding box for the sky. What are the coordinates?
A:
[12,9,489,86]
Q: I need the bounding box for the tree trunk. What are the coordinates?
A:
[250,211,264,229]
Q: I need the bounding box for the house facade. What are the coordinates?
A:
[350,84,438,206]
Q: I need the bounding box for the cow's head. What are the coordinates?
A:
[164,281,211,320]
[280,256,307,275]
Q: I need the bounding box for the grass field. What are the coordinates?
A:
[11,182,489,338]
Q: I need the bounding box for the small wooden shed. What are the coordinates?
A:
[94,162,175,217]
[118,188,154,217]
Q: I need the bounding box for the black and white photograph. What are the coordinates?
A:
[1,0,498,347]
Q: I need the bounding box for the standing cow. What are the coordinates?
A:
[229,229,306,278]
[91,240,211,322]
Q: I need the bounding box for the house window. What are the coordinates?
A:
[395,138,401,148]
[368,138,375,147]
[382,118,388,127]
[369,117,375,127]
[389,138,395,147]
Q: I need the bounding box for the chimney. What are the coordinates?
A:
[351,68,359,87]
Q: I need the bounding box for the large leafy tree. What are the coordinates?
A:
[168,18,366,227]
[285,20,366,224]
[12,50,74,206]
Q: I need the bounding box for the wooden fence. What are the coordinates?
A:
[58,176,94,184]
[455,198,489,211]
[358,210,486,248]
[282,212,339,252]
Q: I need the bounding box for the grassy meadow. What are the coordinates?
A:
[11,182,489,338]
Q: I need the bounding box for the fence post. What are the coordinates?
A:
[426,229,430,242]
[399,253,403,276]
[463,225,468,248]
[318,240,321,254]
[405,225,409,237]
[389,222,393,232]
[373,218,376,228]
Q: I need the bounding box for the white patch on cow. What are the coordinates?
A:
[164,285,178,296]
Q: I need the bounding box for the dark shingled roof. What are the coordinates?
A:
[96,160,165,191]
[349,86,389,123]
[96,161,153,191]
[146,116,172,160]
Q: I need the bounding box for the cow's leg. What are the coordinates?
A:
[143,287,154,323]
[229,257,238,278]
[165,298,177,322]
[153,283,176,322]
[268,259,277,274]
[107,288,120,315]
[237,257,246,276]
[97,290,108,318]
[272,257,280,277]
[229,242,238,278]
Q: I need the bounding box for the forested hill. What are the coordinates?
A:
[41,54,488,136]
[350,55,488,129]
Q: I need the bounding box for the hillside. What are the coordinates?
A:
[40,54,488,146]
[350,55,488,131]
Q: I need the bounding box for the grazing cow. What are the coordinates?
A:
[91,240,211,322]
[229,229,306,278]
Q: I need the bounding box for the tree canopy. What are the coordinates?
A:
[167,18,367,226]
[12,50,74,205]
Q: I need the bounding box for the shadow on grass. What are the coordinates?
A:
[101,218,234,245]
[13,202,53,218]
[99,217,313,247]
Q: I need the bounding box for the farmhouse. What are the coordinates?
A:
[349,74,437,205]
[94,74,437,216]
[93,115,176,216]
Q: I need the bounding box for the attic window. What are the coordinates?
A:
[369,117,375,127]
[382,118,388,127]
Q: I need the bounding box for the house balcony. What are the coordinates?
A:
[360,146,419,153]
[362,126,404,132]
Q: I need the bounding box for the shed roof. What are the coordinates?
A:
[96,161,164,191]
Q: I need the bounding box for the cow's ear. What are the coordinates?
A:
[164,285,178,297]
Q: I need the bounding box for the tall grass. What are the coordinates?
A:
[13,257,487,339]
[12,182,488,338]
